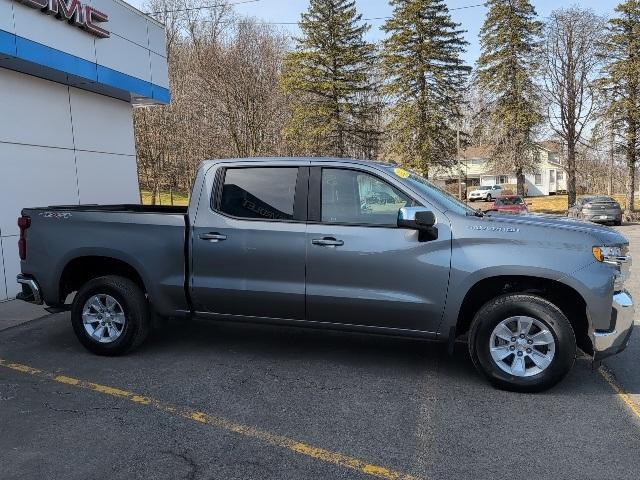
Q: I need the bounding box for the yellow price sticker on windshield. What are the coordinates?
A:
[394,167,410,179]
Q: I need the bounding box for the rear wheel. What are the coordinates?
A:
[71,275,151,356]
[468,294,576,392]
[486,194,492,202]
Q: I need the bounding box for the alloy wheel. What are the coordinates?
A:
[489,316,556,377]
[82,294,126,343]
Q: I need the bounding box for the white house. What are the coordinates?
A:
[432,142,567,196]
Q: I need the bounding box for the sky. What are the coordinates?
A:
[127,0,619,66]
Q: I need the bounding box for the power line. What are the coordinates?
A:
[150,1,486,23]
[239,2,486,24]
[146,0,260,15]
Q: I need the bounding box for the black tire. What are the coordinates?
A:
[71,275,151,356]
[486,194,492,202]
[614,220,622,226]
[468,294,576,393]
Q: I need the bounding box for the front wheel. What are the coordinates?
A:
[486,194,492,202]
[468,294,576,393]
[71,275,151,356]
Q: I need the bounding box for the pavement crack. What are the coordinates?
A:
[44,402,82,414]
[43,402,122,415]
[162,449,200,480]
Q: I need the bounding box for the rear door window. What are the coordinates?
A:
[218,167,298,221]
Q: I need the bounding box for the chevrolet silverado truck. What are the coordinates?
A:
[16,158,634,392]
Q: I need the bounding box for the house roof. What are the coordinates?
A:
[538,140,562,154]
[460,145,493,159]
[461,141,562,159]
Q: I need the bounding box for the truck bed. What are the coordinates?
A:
[20,204,190,316]
[35,204,188,214]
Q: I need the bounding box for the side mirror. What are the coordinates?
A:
[398,207,438,241]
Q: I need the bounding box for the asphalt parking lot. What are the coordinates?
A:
[1,225,640,480]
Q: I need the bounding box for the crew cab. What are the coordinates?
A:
[16,158,634,392]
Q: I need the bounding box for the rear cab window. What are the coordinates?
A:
[215,167,299,221]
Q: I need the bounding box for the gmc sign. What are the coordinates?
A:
[17,0,110,38]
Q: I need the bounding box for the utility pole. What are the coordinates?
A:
[608,121,615,196]
[457,122,463,200]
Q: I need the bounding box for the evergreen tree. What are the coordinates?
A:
[476,0,543,196]
[281,0,379,158]
[601,0,640,218]
[381,0,470,175]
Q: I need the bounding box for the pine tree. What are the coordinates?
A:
[281,0,379,158]
[381,0,470,175]
[601,0,640,218]
[476,0,543,196]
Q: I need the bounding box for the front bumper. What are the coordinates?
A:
[593,290,634,360]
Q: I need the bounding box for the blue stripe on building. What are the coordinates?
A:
[0,29,170,105]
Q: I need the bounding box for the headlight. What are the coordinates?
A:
[592,246,623,263]
[593,245,631,291]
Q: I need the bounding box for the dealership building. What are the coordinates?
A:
[0,0,169,301]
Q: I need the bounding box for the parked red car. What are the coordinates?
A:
[489,195,530,214]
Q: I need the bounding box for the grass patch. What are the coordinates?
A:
[141,190,189,206]
[141,189,631,216]
[476,194,629,215]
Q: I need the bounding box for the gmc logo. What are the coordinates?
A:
[17,0,110,38]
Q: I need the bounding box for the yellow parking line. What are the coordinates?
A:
[598,365,640,420]
[0,358,421,480]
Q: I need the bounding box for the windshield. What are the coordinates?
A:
[383,166,476,215]
[497,197,524,206]
[590,196,616,203]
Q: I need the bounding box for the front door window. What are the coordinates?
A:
[321,169,412,226]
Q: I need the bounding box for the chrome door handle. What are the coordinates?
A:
[199,233,227,242]
[312,237,344,247]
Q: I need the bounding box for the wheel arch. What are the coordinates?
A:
[454,275,592,355]
[58,255,148,304]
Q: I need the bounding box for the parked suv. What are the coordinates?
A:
[16,158,634,392]
[469,185,503,202]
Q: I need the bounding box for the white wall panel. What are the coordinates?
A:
[0,69,74,149]
[1,236,20,299]
[76,151,139,204]
[69,87,135,155]
[150,52,168,89]
[0,241,7,301]
[13,2,97,63]
[95,33,151,82]
[92,0,149,48]
[0,0,15,34]
[147,20,166,57]
[0,142,78,236]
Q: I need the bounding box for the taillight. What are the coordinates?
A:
[18,216,31,260]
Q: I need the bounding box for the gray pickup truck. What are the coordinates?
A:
[16,158,634,392]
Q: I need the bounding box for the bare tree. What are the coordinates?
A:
[133,0,291,203]
[542,7,606,207]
